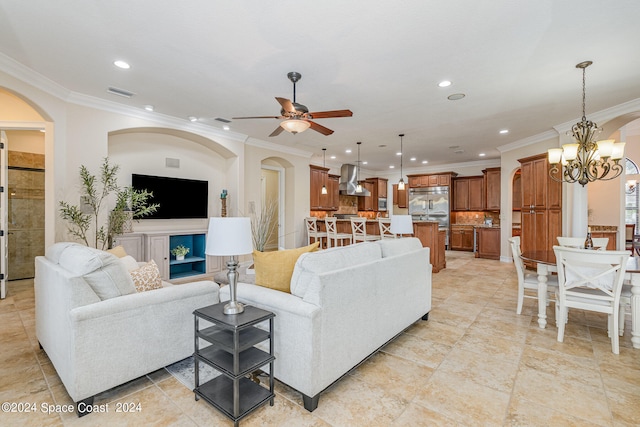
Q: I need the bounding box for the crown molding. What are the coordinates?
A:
[553,97,640,133]
[244,136,314,159]
[496,130,559,154]
[0,52,70,100]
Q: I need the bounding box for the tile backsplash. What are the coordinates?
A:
[451,211,500,225]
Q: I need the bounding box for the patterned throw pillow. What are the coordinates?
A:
[129,260,163,292]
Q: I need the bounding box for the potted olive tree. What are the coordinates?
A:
[59,158,159,250]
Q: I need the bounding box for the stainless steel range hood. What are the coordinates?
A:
[338,164,371,196]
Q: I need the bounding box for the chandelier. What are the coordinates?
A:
[548,61,625,186]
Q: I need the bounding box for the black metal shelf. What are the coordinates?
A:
[193,303,275,426]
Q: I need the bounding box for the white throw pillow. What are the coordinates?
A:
[119,255,140,272]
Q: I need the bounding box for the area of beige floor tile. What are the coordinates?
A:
[3,251,638,426]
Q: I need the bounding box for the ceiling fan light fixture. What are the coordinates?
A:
[280,119,310,134]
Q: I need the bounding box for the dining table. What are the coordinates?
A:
[520,249,640,350]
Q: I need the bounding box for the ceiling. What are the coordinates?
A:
[2,1,640,172]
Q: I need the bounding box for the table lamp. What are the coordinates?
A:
[206,217,253,314]
[390,215,413,237]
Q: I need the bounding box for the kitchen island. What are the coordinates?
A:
[315,218,445,272]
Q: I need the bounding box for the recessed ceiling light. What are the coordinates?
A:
[479,153,486,157]
[113,60,130,69]
[345,149,352,153]
[410,157,416,161]
[447,93,465,101]
[188,116,198,122]
[396,152,402,156]
[363,161,368,165]
[143,105,154,111]
[499,129,509,134]
[422,160,428,164]
[438,80,452,87]
[389,165,395,169]
[222,125,230,131]
[330,155,336,159]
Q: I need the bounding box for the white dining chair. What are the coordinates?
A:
[377,219,396,239]
[553,245,630,354]
[557,236,608,249]
[325,217,352,247]
[305,217,328,249]
[350,217,380,243]
[508,237,558,315]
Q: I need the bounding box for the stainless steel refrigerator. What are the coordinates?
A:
[409,186,450,246]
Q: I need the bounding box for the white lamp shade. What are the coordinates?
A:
[390,215,413,235]
[562,143,580,161]
[548,148,563,165]
[611,142,625,160]
[205,217,253,256]
[280,119,311,134]
[596,139,615,158]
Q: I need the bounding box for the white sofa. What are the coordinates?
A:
[220,237,431,411]
[35,242,219,415]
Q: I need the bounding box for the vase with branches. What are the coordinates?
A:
[250,198,278,252]
[59,158,159,250]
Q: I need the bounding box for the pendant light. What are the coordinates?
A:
[321,148,328,195]
[398,134,405,190]
[356,142,363,193]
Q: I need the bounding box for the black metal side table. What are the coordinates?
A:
[193,303,275,426]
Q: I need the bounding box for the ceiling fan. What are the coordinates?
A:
[232,71,353,137]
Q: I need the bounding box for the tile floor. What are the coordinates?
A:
[1,251,639,426]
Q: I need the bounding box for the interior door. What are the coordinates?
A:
[1,131,7,298]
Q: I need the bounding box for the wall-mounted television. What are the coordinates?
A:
[132,174,208,219]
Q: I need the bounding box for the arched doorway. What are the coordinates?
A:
[0,88,49,299]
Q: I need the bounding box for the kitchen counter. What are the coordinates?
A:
[315,218,445,272]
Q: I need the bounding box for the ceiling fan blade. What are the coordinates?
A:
[269,125,285,137]
[275,97,296,114]
[232,115,282,119]
[308,109,353,119]
[308,120,334,136]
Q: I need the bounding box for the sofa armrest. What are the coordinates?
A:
[220,282,320,319]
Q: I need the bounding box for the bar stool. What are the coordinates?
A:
[325,217,352,247]
[378,219,396,239]
[350,217,380,243]
[305,217,328,248]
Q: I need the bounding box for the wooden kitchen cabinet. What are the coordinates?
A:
[450,226,474,251]
[476,227,500,260]
[412,221,446,272]
[452,176,484,211]
[310,165,338,211]
[518,153,562,264]
[483,167,501,211]
[328,174,340,210]
[408,172,457,188]
[358,178,387,212]
[393,183,408,208]
[357,180,376,211]
[591,231,617,250]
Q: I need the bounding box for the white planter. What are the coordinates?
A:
[176,255,185,261]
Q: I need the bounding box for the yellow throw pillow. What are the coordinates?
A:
[129,260,163,292]
[106,245,128,258]
[253,242,319,293]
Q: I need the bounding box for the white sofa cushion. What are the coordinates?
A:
[375,237,423,257]
[46,242,136,300]
[290,242,382,299]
